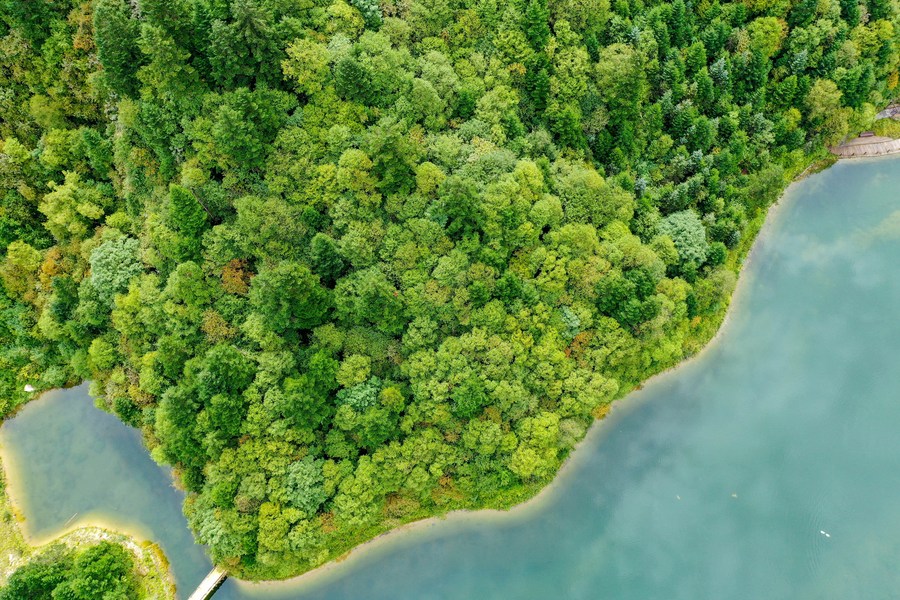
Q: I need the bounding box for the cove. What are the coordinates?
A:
[0,384,213,596]
[6,156,900,599]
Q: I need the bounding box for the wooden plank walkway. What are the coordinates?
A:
[831,135,900,158]
[186,568,227,600]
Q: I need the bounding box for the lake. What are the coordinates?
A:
[4,156,900,599]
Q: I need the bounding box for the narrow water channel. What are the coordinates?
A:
[5,157,900,600]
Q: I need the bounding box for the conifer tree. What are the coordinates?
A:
[94,0,144,97]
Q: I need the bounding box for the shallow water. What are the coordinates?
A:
[0,384,213,596]
[5,157,900,599]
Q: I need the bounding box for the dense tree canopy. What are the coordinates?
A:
[1,542,139,600]
[1,0,898,580]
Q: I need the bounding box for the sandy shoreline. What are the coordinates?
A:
[0,432,161,548]
[0,447,176,598]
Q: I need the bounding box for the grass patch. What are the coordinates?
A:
[871,118,900,138]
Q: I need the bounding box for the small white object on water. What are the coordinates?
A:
[675,495,681,500]
[23,384,34,392]
[820,530,831,538]
[731,493,738,498]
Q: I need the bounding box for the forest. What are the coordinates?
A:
[1,542,141,600]
[0,0,897,580]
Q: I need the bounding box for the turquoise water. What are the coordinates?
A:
[0,384,213,596]
[6,157,900,599]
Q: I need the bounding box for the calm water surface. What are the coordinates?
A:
[5,157,900,599]
[0,384,213,595]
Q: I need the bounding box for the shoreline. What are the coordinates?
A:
[0,406,178,598]
[228,155,845,595]
[0,407,160,549]
[0,450,176,598]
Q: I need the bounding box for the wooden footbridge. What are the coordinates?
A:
[186,567,227,600]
